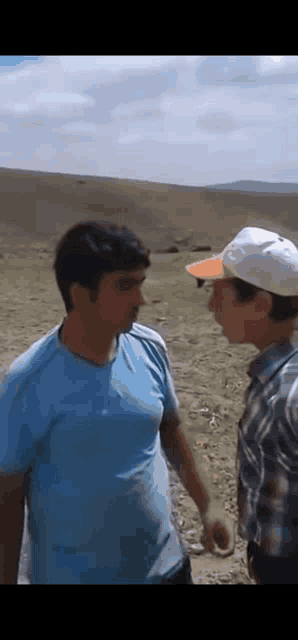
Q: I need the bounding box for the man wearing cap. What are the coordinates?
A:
[185,226,298,584]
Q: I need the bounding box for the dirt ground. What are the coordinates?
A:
[0,231,263,584]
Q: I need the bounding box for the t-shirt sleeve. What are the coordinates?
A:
[153,340,180,416]
[0,371,34,474]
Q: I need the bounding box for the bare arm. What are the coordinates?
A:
[0,474,25,584]
[160,411,215,516]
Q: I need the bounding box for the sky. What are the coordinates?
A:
[0,55,297,187]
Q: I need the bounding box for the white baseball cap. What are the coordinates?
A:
[185,227,298,297]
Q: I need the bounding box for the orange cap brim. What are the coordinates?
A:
[185,254,224,279]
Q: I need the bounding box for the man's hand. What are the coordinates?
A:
[201,502,236,557]
[160,417,236,558]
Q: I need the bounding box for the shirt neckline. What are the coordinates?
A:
[57,321,119,368]
[247,339,297,382]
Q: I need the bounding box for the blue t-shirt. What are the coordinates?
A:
[0,321,186,583]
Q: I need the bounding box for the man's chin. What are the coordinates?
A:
[222,330,243,344]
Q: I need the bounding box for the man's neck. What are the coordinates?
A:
[60,318,117,365]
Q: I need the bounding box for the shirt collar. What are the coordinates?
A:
[247,339,298,384]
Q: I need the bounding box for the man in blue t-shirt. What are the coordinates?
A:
[0,221,234,584]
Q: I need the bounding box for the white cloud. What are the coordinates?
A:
[56,121,98,135]
[117,132,143,144]
[35,143,57,161]
[3,91,95,116]
[257,56,298,74]
[58,55,200,75]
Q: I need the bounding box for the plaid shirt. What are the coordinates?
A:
[237,339,298,557]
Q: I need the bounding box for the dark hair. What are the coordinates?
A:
[52,220,151,313]
[230,277,298,324]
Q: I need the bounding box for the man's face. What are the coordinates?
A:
[206,278,270,345]
[72,266,147,333]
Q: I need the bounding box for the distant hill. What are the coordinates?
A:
[203,180,298,194]
[0,167,298,194]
